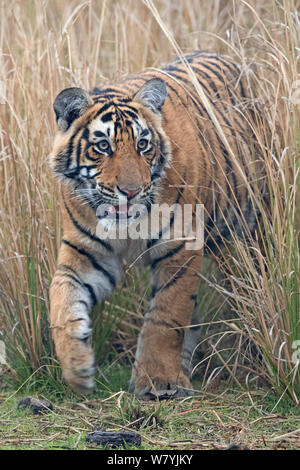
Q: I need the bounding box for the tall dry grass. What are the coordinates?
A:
[0,0,299,403]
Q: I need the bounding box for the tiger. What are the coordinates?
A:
[49,50,265,399]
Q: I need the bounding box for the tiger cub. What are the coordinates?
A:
[50,50,264,399]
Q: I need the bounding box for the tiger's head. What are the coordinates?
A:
[50,79,171,215]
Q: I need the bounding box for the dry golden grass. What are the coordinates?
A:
[0,0,299,404]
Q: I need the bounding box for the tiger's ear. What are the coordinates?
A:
[53,87,93,131]
[134,78,167,113]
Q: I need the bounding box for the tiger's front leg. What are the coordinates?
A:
[50,239,121,393]
[131,243,202,399]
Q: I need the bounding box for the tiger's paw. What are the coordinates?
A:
[59,341,96,394]
[53,321,96,394]
[63,362,95,395]
[130,373,193,401]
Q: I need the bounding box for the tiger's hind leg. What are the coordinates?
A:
[50,240,121,393]
[130,243,202,400]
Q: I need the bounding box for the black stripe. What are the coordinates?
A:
[164,71,240,202]
[82,283,97,307]
[55,272,82,287]
[116,103,139,113]
[140,129,150,137]
[64,126,83,171]
[147,180,184,250]
[55,264,98,307]
[87,170,102,179]
[57,263,80,277]
[143,146,154,155]
[156,265,188,293]
[125,121,135,140]
[51,280,78,289]
[90,87,102,95]
[63,199,113,253]
[208,57,247,98]
[155,256,195,294]
[97,88,124,96]
[182,349,192,359]
[82,127,90,143]
[144,317,184,339]
[114,119,122,136]
[158,79,210,174]
[151,284,157,298]
[165,68,238,140]
[95,102,114,118]
[101,112,114,123]
[190,324,200,331]
[204,56,240,80]
[85,150,99,163]
[191,63,250,145]
[75,130,83,170]
[75,300,90,309]
[151,241,185,269]
[122,109,139,121]
[94,131,107,138]
[62,239,116,289]
[163,66,247,162]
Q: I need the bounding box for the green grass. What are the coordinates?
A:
[1,371,300,450]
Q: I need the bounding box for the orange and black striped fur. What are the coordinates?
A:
[50,51,264,398]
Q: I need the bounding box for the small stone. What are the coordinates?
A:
[86,428,141,447]
[226,443,250,450]
[17,397,53,415]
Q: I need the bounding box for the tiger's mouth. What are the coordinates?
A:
[97,200,149,223]
[110,202,133,221]
[113,202,130,215]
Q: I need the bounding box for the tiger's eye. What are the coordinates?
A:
[97,140,110,152]
[137,139,148,151]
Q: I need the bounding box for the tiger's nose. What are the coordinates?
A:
[117,186,142,199]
